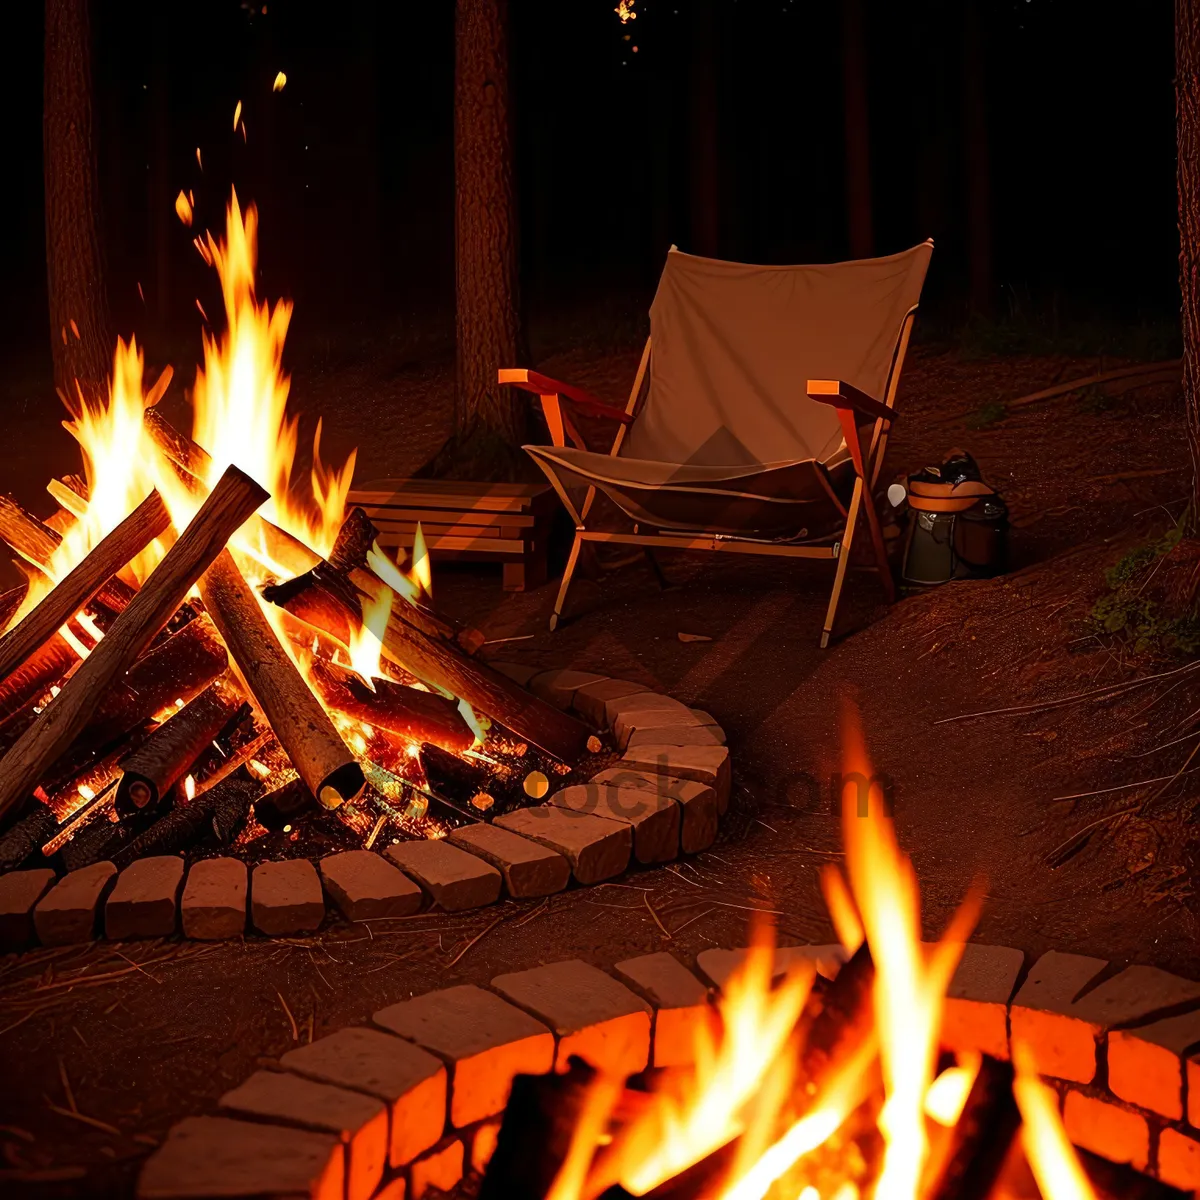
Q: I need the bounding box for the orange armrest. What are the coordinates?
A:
[498,368,634,425]
[806,379,896,423]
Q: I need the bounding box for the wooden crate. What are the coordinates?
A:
[348,478,557,591]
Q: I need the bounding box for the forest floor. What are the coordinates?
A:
[0,332,1195,1198]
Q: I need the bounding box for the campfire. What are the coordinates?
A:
[0,190,594,876]
[479,708,1097,1200]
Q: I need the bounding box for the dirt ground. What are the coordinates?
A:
[0,337,1196,1197]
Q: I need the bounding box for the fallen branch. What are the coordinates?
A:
[0,491,171,684]
[0,467,268,825]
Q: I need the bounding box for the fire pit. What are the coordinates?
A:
[0,191,733,949]
[130,713,1200,1200]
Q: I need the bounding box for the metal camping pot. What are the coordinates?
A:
[901,508,957,586]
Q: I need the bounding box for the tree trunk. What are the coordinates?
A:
[962,0,993,316]
[453,0,524,447]
[44,0,112,411]
[689,0,720,258]
[1180,0,1200,516]
[842,0,873,259]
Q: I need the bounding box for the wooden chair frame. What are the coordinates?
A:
[498,305,917,647]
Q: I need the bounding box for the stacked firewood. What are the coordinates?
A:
[0,413,592,879]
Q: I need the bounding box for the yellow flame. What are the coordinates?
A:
[233,99,242,130]
[923,1053,981,1127]
[175,190,193,226]
[273,71,287,91]
[184,774,196,802]
[366,539,422,604]
[348,584,393,688]
[411,522,432,596]
[1013,1044,1097,1200]
[190,189,353,558]
[615,0,637,23]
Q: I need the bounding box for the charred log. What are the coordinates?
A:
[209,774,257,844]
[0,800,57,870]
[254,776,318,830]
[115,677,243,814]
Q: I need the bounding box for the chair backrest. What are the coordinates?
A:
[622,241,933,468]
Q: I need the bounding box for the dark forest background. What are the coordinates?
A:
[0,0,1180,378]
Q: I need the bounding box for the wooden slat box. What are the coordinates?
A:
[348,479,557,591]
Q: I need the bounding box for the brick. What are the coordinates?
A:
[320,850,422,922]
[0,868,55,951]
[1191,1055,1200,1127]
[1061,1090,1149,1172]
[220,1070,388,1200]
[468,1120,501,1175]
[1108,1009,1200,1120]
[385,841,501,912]
[1013,957,1200,1085]
[493,806,631,885]
[604,690,690,727]
[180,857,246,940]
[447,824,569,898]
[550,783,679,864]
[589,768,718,854]
[136,1114,342,1200]
[1159,1128,1200,1192]
[572,678,649,727]
[491,959,652,1075]
[625,724,726,750]
[105,856,184,940]
[281,1027,446,1167]
[939,944,1025,1062]
[33,860,116,946]
[375,984,553,1127]
[529,669,607,709]
[1009,951,1109,1082]
[696,945,847,990]
[252,858,324,935]
[609,698,704,748]
[613,952,713,1069]
[490,662,540,687]
[620,745,731,814]
[409,1138,463,1200]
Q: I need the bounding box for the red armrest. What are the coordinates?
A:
[806,379,896,423]
[498,368,634,425]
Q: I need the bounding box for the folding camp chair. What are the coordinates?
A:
[499,241,933,647]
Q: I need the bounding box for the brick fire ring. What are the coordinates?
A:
[135,942,1200,1199]
[0,666,730,951]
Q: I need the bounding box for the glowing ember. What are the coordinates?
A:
[273,71,287,91]
[175,190,194,226]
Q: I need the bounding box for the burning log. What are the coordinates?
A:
[210,774,257,843]
[267,568,590,761]
[0,494,136,615]
[0,586,24,631]
[41,779,118,856]
[194,727,272,797]
[115,678,243,814]
[0,635,80,728]
[419,740,490,799]
[0,490,171,685]
[924,1057,1021,1200]
[0,799,56,871]
[307,658,473,750]
[111,774,262,868]
[196,550,365,809]
[0,465,269,826]
[254,776,317,830]
[798,942,876,1089]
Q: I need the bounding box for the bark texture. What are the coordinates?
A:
[1180,0,1200,513]
[44,0,112,410]
[454,0,524,443]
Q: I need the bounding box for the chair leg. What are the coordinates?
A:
[645,549,670,590]
[549,533,584,632]
[821,478,864,648]
[859,485,896,604]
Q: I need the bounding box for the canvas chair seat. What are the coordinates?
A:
[523,444,853,540]
[500,240,933,645]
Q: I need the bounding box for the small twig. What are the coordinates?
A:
[112,949,161,984]
[1044,804,1143,868]
[514,898,549,927]
[277,990,299,1042]
[446,915,506,967]
[57,1057,77,1113]
[45,1100,120,1136]
[482,634,535,645]
[671,907,717,935]
[643,892,671,939]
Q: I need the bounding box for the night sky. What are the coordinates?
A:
[0,0,1180,374]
